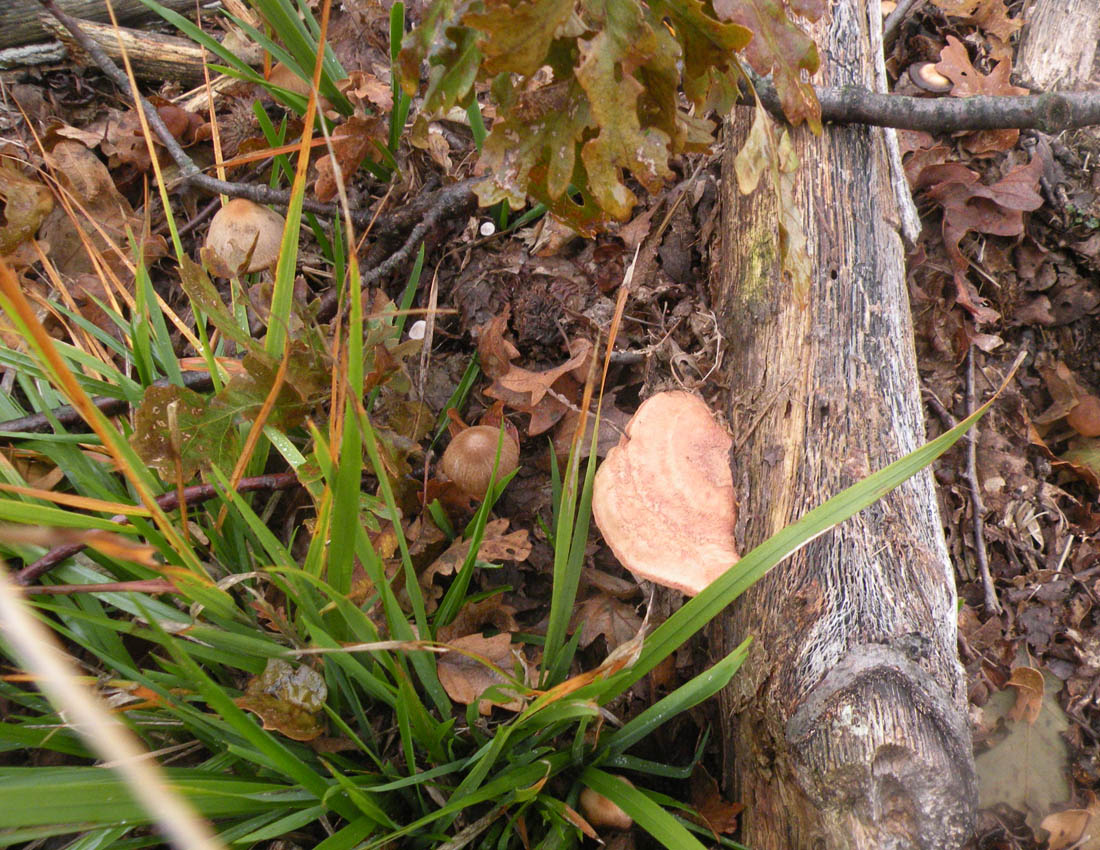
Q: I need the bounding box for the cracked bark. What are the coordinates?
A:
[706,1,976,847]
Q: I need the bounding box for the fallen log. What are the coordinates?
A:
[2,0,197,50]
[706,0,977,847]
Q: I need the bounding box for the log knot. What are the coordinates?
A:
[785,643,976,850]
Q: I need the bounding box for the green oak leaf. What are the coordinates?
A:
[463,0,577,76]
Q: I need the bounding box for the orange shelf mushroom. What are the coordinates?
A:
[591,391,739,596]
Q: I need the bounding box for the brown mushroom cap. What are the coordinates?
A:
[591,391,738,596]
[203,198,285,277]
[909,62,953,94]
[441,425,520,498]
[579,782,633,831]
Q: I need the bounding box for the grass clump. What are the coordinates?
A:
[0,2,991,847]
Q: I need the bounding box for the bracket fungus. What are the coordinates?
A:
[203,198,285,277]
[591,391,738,596]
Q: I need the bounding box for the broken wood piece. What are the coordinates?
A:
[3,0,197,49]
[38,15,208,83]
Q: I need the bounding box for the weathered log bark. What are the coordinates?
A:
[1016,0,1100,91]
[706,1,976,848]
[2,0,197,49]
[38,16,207,83]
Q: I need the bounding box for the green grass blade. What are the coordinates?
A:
[602,639,749,756]
[579,768,706,850]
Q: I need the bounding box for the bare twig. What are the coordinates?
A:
[965,348,1001,615]
[748,71,1100,133]
[0,370,215,435]
[922,370,1001,615]
[14,471,299,585]
[315,178,479,321]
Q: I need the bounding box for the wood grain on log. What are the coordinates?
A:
[1016,0,1100,91]
[39,16,206,83]
[707,0,976,847]
[3,0,197,49]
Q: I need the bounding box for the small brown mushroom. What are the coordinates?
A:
[579,780,633,831]
[908,62,953,94]
[591,391,738,596]
[203,198,285,277]
[441,425,520,498]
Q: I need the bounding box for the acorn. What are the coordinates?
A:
[440,425,520,498]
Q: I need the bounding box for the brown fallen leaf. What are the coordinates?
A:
[437,595,519,643]
[1041,807,1093,850]
[1005,665,1044,724]
[437,632,528,714]
[690,765,744,835]
[419,518,531,606]
[570,593,643,651]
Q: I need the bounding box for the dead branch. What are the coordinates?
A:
[14,471,300,585]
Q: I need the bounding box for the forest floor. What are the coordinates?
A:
[2,0,1100,848]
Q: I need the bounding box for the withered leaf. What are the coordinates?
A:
[234,658,327,741]
[437,632,527,714]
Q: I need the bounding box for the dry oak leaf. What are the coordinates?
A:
[0,161,52,257]
[1041,790,1100,850]
[476,311,521,381]
[437,632,528,714]
[690,765,744,835]
[934,35,1028,152]
[495,337,593,407]
[714,0,821,130]
[314,115,386,202]
[1005,665,1044,724]
[570,593,643,652]
[921,155,1043,322]
[39,140,166,278]
[419,518,531,603]
[935,36,1027,97]
[339,70,394,112]
[436,596,519,644]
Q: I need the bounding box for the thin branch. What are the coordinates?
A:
[883,0,926,50]
[0,371,214,435]
[924,363,1001,616]
[44,0,1100,187]
[964,348,1001,616]
[14,471,300,585]
[751,73,1100,133]
[315,178,479,321]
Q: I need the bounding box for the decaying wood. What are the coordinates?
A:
[2,0,197,49]
[1016,0,1100,91]
[39,16,206,83]
[707,0,975,847]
